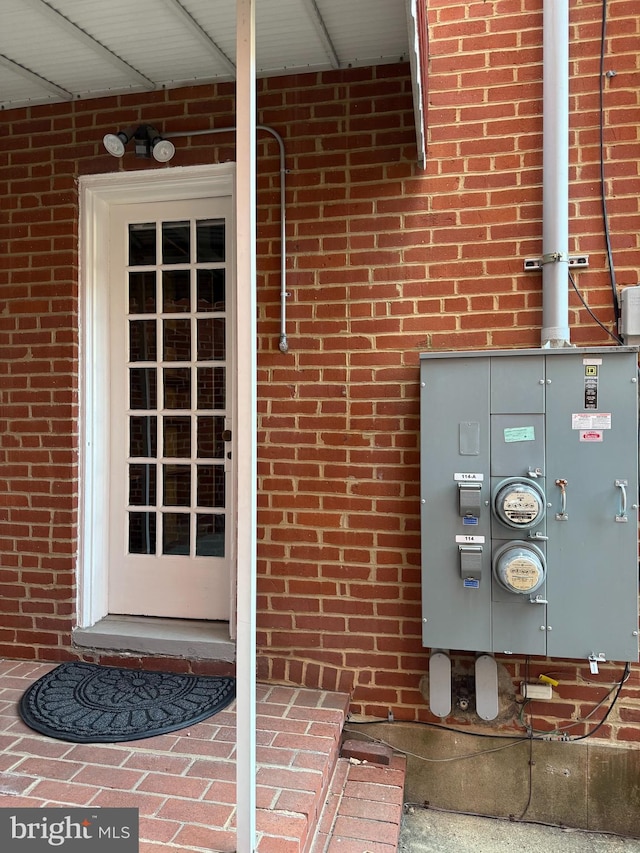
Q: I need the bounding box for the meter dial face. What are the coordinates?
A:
[502,554,542,591]
[494,544,546,594]
[494,480,545,529]
[501,488,540,524]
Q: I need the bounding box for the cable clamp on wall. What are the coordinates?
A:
[523,254,589,271]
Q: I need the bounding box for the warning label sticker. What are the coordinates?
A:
[580,430,604,442]
[584,376,598,409]
[572,413,611,430]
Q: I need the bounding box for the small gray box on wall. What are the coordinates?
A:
[420,347,640,663]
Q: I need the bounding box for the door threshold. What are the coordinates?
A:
[73,615,235,662]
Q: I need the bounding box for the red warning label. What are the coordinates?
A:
[579,430,603,442]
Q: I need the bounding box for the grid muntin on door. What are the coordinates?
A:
[127,217,227,559]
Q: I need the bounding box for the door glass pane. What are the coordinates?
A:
[162,221,190,264]
[197,415,224,458]
[163,319,192,361]
[197,465,225,508]
[129,512,156,554]
[163,368,191,409]
[197,269,225,312]
[163,464,191,506]
[130,320,157,362]
[196,514,225,556]
[197,317,225,361]
[197,366,225,410]
[129,272,156,313]
[196,219,225,262]
[163,417,191,457]
[130,416,157,457]
[162,270,190,312]
[163,512,189,555]
[129,223,156,265]
[123,209,228,568]
[129,464,156,506]
[130,368,157,409]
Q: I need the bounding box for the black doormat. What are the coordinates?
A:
[19,661,236,743]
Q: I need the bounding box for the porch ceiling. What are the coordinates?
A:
[1,0,418,108]
[2,0,427,164]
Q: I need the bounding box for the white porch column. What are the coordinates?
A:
[235,0,257,851]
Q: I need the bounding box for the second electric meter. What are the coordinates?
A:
[493,542,546,594]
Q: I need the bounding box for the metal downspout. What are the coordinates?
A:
[541,0,571,347]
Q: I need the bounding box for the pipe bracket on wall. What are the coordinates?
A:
[523,255,590,271]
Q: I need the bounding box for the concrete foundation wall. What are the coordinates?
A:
[347,723,640,837]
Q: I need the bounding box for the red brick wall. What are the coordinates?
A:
[1,0,639,744]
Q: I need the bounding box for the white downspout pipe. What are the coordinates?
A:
[235,0,257,850]
[541,0,571,347]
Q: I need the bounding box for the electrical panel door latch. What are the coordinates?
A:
[458,482,482,518]
[458,544,482,582]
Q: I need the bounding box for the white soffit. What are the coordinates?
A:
[0,0,412,109]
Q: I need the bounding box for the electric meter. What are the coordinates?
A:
[493,478,545,529]
[493,542,546,594]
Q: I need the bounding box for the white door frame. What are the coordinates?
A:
[77,164,238,630]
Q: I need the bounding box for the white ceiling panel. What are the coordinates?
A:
[0,58,63,106]
[177,0,244,67]
[0,0,413,110]
[319,0,409,65]
[253,0,333,74]
[48,0,234,85]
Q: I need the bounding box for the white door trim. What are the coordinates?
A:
[78,164,237,630]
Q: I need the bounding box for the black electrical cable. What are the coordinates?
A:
[404,802,636,839]
[347,662,631,745]
[570,662,631,742]
[598,0,620,330]
[516,733,534,821]
[517,662,630,740]
[347,664,630,824]
[346,715,532,742]
[569,270,622,343]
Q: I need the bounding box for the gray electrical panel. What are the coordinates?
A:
[420,347,640,663]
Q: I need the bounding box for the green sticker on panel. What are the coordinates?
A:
[504,426,535,443]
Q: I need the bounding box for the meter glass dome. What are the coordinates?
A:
[494,543,546,594]
[493,479,545,529]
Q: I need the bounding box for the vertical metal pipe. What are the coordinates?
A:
[166,124,289,352]
[235,0,257,850]
[257,125,289,352]
[541,0,571,347]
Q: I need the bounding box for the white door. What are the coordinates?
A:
[107,196,234,620]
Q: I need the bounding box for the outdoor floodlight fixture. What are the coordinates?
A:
[150,135,176,163]
[103,124,175,162]
[103,126,135,158]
